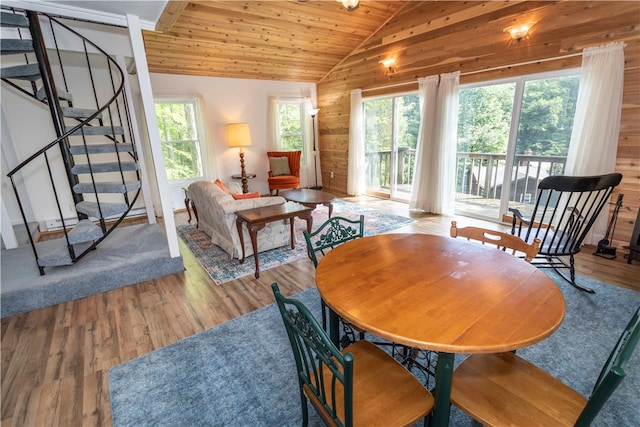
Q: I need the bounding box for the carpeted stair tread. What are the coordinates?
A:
[36,86,73,102]
[34,238,92,267]
[67,219,103,245]
[1,39,33,54]
[69,143,133,155]
[61,106,102,120]
[1,63,40,80]
[76,201,128,218]
[72,161,137,175]
[0,12,29,27]
[66,126,125,136]
[73,180,140,194]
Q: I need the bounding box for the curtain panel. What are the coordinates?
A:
[347,89,365,196]
[566,42,625,243]
[410,71,460,215]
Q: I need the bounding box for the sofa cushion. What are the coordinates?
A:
[269,157,291,176]
[231,191,260,200]
[214,179,228,193]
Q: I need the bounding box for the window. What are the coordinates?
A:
[276,99,307,164]
[456,70,580,220]
[363,94,420,200]
[154,99,205,182]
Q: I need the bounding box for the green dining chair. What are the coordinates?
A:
[303,215,364,268]
[450,305,640,427]
[303,215,364,346]
[271,283,434,427]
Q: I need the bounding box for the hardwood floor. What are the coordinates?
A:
[1,196,638,426]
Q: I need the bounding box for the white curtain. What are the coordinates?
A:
[565,42,625,243]
[566,42,625,176]
[347,89,365,195]
[266,96,279,151]
[409,71,460,215]
[410,76,438,211]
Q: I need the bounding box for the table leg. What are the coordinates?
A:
[328,307,340,348]
[289,217,296,249]
[184,196,192,223]
[247,223,264,278]
[297,211,313,233]
[325,202,333,218]
[236,218,246,263]
[432,352,455,427]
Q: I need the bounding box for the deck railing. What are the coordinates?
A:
[365,149,567,202]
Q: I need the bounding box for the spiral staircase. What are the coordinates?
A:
[2,8,141,275]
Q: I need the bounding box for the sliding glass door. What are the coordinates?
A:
[456,71,580,220]
[363,94,419,200]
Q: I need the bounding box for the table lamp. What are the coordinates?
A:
[227,123,252,181]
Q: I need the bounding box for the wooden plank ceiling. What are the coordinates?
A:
[143,0,406,81]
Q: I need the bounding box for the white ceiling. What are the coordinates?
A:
[3,0,168,30]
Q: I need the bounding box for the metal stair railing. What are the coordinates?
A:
[3,8,141,275]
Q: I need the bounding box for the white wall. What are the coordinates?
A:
[149,73,317,206]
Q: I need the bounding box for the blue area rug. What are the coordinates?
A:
[177,200,413,284]
[109,271,640,427]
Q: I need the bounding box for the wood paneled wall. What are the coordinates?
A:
[317,1,640,248]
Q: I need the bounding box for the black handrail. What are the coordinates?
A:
[3,8,140,274]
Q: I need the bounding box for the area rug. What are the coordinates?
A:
[109,272,640,427]
[177,200,413,284]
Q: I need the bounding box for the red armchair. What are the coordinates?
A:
[267,151,301,195]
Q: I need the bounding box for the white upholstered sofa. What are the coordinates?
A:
[187,180,290,259]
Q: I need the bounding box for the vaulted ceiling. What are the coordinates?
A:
[143,1,407,82]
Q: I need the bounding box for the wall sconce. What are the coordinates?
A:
[380,58,397,73]
[504,23,533,42]
[336,0,359,12]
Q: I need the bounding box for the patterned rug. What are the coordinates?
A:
[177,200,413,284]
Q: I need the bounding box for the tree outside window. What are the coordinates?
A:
[155,100,204,182]
[278,102,306,164]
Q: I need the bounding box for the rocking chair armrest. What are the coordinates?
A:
[508,207,530,232]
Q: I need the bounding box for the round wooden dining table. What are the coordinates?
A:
[315,233,566,427]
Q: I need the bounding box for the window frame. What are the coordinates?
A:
[275,98,309,166]
[153,96,208,186]
[457,67,581,219]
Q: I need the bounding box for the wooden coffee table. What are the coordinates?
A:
[235,201,313,278]
[280,189,336,217]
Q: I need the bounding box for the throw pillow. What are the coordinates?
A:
[231,191,260,200]
[214,179,227,193]
[269,157,291,176]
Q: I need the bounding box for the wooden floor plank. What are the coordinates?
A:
[1,195,637,426]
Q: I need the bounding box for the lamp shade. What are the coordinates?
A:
[227,123,252,148]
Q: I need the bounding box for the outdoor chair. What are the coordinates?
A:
[267,150,301,195]
[450,305,640,427]
[271,283,434,427]
[450,220,541,262]
[509,173,622,293]
[303,215,365,346]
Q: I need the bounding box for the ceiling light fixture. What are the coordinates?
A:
[337,0,359,12]
[504,23,533,41]
[380,58,397,73]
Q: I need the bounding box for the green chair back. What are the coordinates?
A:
[272,283,353,427]
[303,215,365,267]
[575,305,640,426]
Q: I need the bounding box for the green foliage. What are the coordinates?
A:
[517,77,579,156]
[457,76,579,156]
[155,102,203,181]
[457,83,514,154]
[279,103,305,163]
